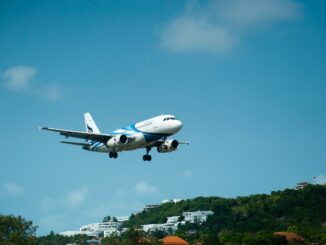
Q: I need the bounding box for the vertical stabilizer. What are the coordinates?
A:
[84,112,100,133]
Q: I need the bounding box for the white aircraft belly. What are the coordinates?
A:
[94,133,146,152]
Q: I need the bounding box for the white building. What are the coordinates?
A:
[61,221,122,237]
[116,216,129,222]
[167,216,180,223]
[79,221,122,237]
[182,210,214,223]
[59,231,85,236]
[143,204,159,211]
[103,227,121,237]
[142,215,180,233]
[161,199,182,204]
[142,222,178,233]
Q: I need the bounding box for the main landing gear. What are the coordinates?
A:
[109,152,118,159]
[143,147,152,161]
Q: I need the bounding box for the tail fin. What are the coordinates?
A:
[84,112,100,134]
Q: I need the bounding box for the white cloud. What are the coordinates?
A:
[2,182,24,197]
[66,187,89,208]
[161,17,236,53]
[314,174,326,184]
[42,84,61,101]
[40,197,55,211]
[217,0,302,27]
[133,180,157,195]
[4,66,37,90]
[159,0,303,53]
[40,187,89,211]
[2,65,62,101]
[182,169,193,178]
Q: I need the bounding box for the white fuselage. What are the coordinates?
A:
[87,115,182,153]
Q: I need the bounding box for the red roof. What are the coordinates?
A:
[274,232,304,241]
[160,236,189,245]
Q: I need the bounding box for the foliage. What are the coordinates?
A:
[102,228,161,245]
[124,185,326,244]
[3,185,326,244]
[36,232,91,245]
[0,214,37,245]
[103,215,111,222]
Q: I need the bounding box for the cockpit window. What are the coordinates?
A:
[163,117,177,121]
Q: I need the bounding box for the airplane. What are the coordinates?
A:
[41,113,189,161]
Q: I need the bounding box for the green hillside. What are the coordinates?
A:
[126,184,326,244]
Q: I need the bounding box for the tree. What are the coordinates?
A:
[122,227,145,245]
[0,214,37,245]
[103,215,111,222]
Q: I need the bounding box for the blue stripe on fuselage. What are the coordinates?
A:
[86,123,172,151]
[93,142,103,151]
[111,124,171,142]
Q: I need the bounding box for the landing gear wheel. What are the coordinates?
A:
[109,152,118,159]
[143,147,152,161]
[143,155,152,161]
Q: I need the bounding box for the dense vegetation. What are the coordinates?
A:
[0,214,37,244]
[2,185,326,244]
[126,184,326,244]
[36,231,91,245]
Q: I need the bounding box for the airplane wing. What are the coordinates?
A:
[41,127,113,143]
[41,127,135,143]
[60,141,91,147]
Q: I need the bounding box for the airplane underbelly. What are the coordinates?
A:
[122,133,146,151]
[94,133,147,152]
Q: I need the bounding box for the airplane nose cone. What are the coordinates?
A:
[174,120,183,132]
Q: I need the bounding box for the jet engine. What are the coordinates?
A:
[106,134,128,148]
[157,139,179,153]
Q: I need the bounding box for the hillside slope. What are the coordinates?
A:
[126,185,326,243]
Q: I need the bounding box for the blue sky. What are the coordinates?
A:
[0,0,326,235]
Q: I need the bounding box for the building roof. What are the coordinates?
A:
[160,236,189,245]
[274,232,304,242]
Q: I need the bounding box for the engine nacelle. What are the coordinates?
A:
[106,134,128,148]
[157,139,179,153]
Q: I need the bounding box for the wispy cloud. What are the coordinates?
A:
[41,186,89,211]
[4,66,37,90]
[2,182,24,197]
[159,0,303,54]
[314,174,326,184]
[66,187,89,208]
[2,65,62,101]
[182,169,193,178]
[133,180,157,195]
